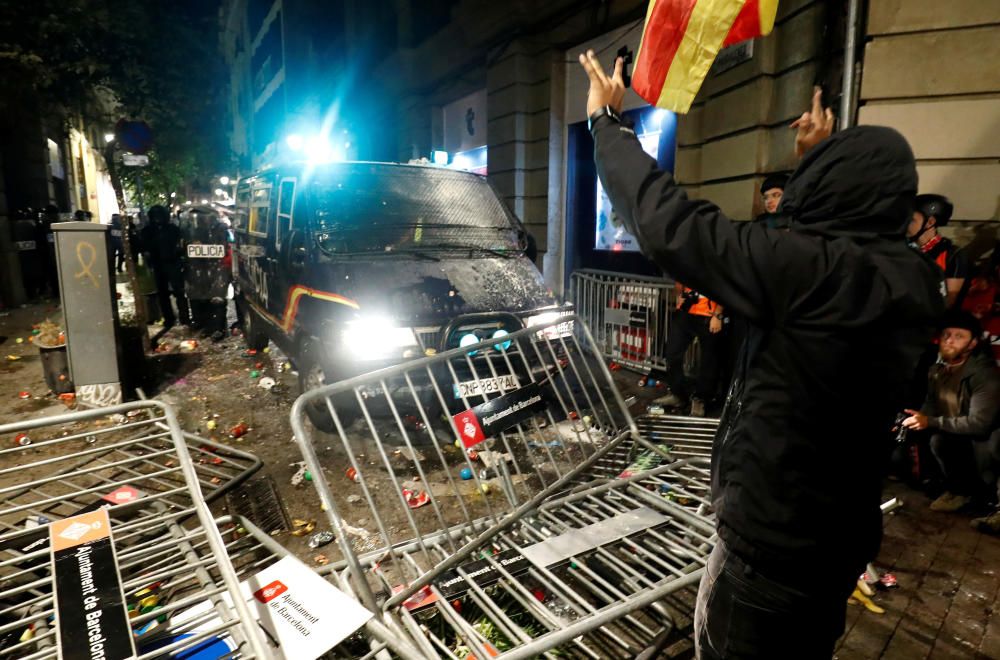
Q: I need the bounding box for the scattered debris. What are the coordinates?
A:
[347,494,362,504]
[290,519,317,536]
[313,554,329,565]
[229,422,249,439]
[345,467,359,482]
[17,391,30,399]
[307,531,335,548]
[477,450,511,469]
[290,462,309,486]
[258,376,276,390]
[402,487,430,509]
[14,433,31,447]
[459,468,473,480]
[398,446,424,462]
[342,523,371,538]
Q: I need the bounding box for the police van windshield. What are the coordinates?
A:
[311,165,525,258]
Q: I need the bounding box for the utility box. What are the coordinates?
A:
[53,222,124,406]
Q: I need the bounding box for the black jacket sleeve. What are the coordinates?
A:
[593,118,798,325]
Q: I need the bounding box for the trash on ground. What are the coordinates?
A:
[308,530,335,548]
[402,487,430,509]
[290,519,317,536]
[398,446,424,462]
[258,376,276,390]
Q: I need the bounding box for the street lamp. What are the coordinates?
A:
[200,198,208,205]
[104,133,115,144]
[170,192,177,198]
[219,176,230,186]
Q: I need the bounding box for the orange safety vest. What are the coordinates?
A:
[680,285,720,317]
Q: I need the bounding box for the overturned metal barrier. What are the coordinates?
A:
[0,401,271,659]
[291,315,717,658]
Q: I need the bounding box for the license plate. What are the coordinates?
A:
[453,374,517,399]
[187,244,225,258]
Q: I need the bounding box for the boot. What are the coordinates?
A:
[971,509,1000,534]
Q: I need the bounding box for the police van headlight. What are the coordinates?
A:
[526,311,574,339]
[340,317,419,360]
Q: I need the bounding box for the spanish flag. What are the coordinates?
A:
[632,0,779,113]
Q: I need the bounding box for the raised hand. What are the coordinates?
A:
[791,87,834,158]
[579,49,626,118]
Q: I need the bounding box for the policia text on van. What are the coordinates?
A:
[233,162,567,429]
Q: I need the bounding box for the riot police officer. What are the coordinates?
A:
[140,204,190,328]
[182,208,231,341]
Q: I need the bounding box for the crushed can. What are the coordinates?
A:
[308,530,335,549]
[14,433,31,447]
[229,422,249,438]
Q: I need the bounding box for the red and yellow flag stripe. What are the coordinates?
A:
[632,0,779,113]
[251,285,360,334]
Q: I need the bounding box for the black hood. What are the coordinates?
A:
[781,126,917,239]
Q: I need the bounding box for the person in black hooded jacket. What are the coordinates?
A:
[580,52,943,659]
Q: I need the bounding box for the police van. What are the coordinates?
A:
[232,161,567,429]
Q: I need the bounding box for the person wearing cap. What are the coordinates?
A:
[902,310,1000,513]
[907,193,969,308]
[754,173,789,229]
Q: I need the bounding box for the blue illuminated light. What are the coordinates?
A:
[459,333,479,356]
[492,329,512,351]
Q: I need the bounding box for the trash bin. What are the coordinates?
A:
[38,343,74,394]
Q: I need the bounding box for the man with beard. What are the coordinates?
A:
[902,311,1000,513]
[580,51,943,658]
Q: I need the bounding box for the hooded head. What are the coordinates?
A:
[780,126,917,238]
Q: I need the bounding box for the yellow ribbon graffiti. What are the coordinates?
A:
[74,242,99,288]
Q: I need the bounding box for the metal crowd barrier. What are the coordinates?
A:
[0,401,272,659]
[290,314,717,658]
[570,269,674,373]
